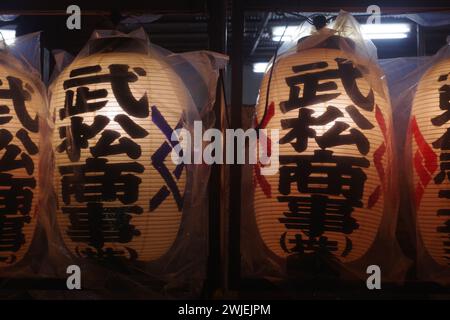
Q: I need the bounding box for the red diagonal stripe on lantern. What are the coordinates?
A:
[411,116,438,174]
[410,116,438,206]
[254,101,275,156]
[414,149,432,186]
[368,185,381,209]
[367,105,388,208]
[254,163,272,198]
[375,104,388,141]
[373,143,386,183]
[414,184,425,208]
[255,101,275,130]
[254,101,275,198]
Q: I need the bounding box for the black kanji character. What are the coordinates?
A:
[62,64,149,119]
[0,76,38,132]
[62,203,142,249]
[59,158,144,205]
[280,232,342,255]
[0,173,35,215]
[432,84,450,150]
[279,59,374,114]
[57,115,109,162]
[278,195,360,237]
[278,150,369,201]
[279,106,370,154]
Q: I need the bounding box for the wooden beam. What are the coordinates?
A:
[229,0,244,291]
[0,0,207,15]
[244,0,450,13]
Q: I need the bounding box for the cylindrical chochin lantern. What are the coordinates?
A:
[254,38,391,263]
[411,58,450,267]
[50,39,188,262]
[0,59,41,268]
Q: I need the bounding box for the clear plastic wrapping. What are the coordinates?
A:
[242,11,410,285]
[403,38,450,286]
[5,12,450,297]
[44,28,227,298]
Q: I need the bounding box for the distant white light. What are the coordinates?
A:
[272,23,410,41]
[253,62,269,73]
[361,23,410,40]
[364,33,408,39]
[272,26,299,42]
[0,29,16,45]
[272,25,312,42]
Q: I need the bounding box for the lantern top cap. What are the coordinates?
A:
[297,34,356,51]
[81,28,150,57]
[87,37,149,55]
[312,15,328,31]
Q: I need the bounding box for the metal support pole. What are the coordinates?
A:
[206,0,227,296]
[229,0,244,291]
[416,23,425,56]
[250,12,271,56]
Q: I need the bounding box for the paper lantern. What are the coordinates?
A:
[411,58,450,266]
[254,43,391,263]
[51,50,188,262]
[0,62,41,267]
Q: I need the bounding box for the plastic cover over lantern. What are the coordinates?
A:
[43,29,227,298]
[49,31,191,263]
[244,12,408,281]
[412,59,450,266]
[410,40,450,284]
[0,36,45,270]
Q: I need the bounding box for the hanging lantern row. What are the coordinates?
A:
[0,32,449,277]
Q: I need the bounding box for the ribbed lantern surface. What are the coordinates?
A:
[411,58,450,266]
[51,52,187,261]
[0,62,42,267]
[254,47,391,262]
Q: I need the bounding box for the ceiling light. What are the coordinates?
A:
[253,62,269,73]
[360,23,410,40]
[0,29,16,45]
[272,25,312,42]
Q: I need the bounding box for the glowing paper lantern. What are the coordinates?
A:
[254,42,391,263]
[0,62,41,267]
[411,58,450,266]
[51,49,188,262]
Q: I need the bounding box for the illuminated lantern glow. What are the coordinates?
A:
[254,41,392,263]
[0,62,41,267]
[411,58,450,266]
[51,49,188,262]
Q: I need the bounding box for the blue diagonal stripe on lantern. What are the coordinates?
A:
[150,105,184,212]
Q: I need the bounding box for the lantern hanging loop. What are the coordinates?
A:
[312,15,327,31]
[255,21,290,131]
